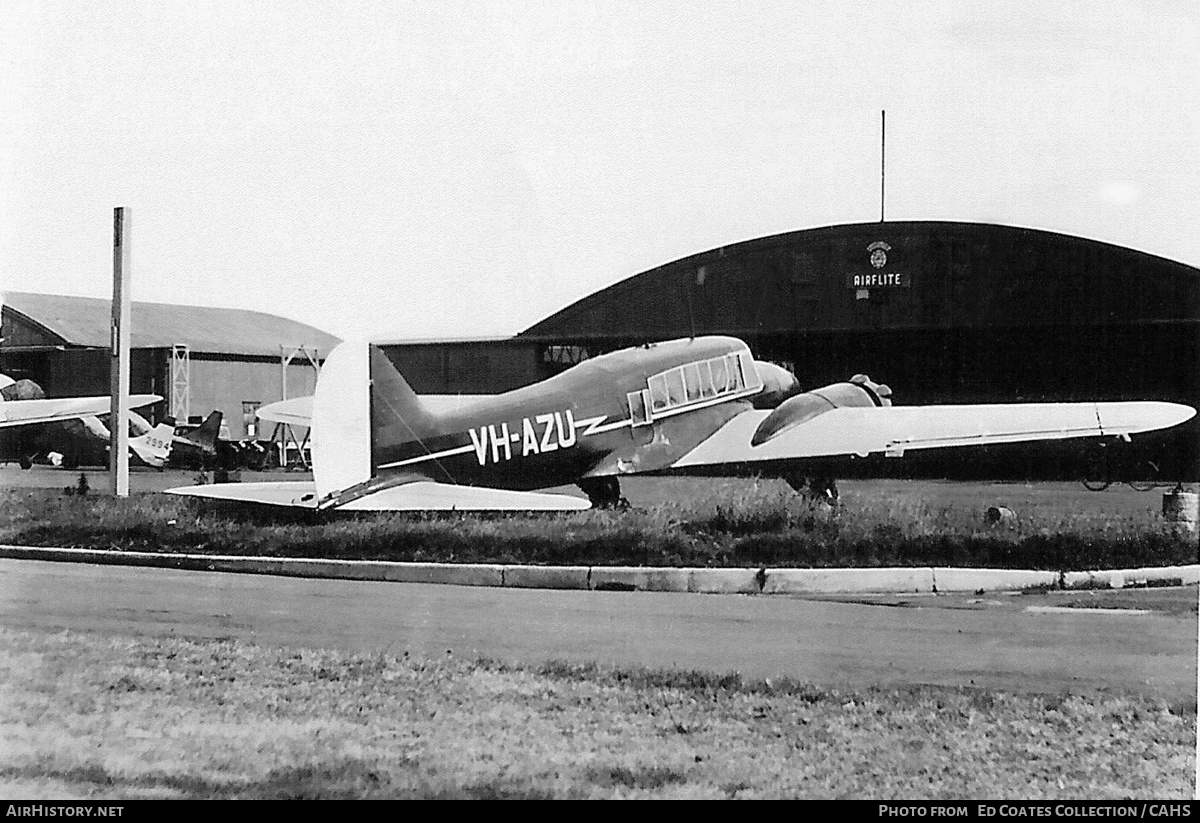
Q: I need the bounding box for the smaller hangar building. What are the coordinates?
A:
[0,292,340,440]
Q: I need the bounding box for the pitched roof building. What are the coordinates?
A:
[1,291,338,357]
[1,292,339,441]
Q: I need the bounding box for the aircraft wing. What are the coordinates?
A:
[0,394,162,429]
[671,401,1196,468]
[166,479,590,511]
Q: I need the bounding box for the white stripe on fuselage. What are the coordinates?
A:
[377,443,478,470]
[377,411,628,471]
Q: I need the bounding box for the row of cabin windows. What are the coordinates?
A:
[628,352,759,426]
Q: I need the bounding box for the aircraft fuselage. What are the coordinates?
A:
[370,336,764,491]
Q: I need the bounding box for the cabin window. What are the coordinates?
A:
[735,352,762,392]
[665,369,687,406]
[710,357,730,393]
[642,348,762,417]
[627,390,651,426]
[698,361,717,398]
[648,374,669,412]
[726,354,745,391]
[682,363,704,402]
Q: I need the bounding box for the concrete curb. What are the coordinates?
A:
[589,566,692,592]
[1062,564,1200,590]
[502,565,590,590]
[763,567,935,594]
[0,546,513,587]
[688,568,763,594]
[1,545,1196,596]
[931,568,1059,593]
[378,562,504,587]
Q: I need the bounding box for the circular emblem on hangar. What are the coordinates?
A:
[868,241,891,269]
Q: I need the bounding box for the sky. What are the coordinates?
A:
[2,1,1197,342]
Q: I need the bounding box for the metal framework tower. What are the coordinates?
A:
[274,344,321,468]
[170,343,190,423]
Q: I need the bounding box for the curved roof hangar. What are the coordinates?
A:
[520,221,1200,342]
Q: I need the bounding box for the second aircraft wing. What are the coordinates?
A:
[0,394,162,428]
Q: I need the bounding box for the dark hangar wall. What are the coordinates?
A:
[520,221,1200,480]
[376,339,544,395]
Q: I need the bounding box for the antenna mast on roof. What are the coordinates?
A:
[880,110,886,223]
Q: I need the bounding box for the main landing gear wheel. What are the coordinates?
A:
[783,472,839,505]
[1080,444,1113,491]
[578,476,630,509]
[1127,461,1161,492]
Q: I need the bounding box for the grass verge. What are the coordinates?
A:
[2,480,1197,570]
[0,627,1192,799]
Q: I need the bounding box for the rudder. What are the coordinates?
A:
[311,341,440,502]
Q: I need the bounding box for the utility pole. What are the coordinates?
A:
[110,207,131,497]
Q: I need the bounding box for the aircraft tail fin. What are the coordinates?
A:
[181,411,222,454]
[368,344,441,456]
[130,422,174,467]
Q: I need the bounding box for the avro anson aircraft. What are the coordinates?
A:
[166,336,1195,511]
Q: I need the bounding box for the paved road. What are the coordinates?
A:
[2,558,1195,702]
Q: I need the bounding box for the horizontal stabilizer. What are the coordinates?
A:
[0,394,162,428]
[165,480,590,511]
[166,481,319,507]
[256,396,313,427]
[334,481,591,511]
[257,393,491,427]
[673,401,1196,467]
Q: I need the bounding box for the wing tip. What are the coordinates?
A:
[1099,401,1197,434]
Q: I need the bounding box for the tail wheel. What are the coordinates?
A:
[578,476,629,509]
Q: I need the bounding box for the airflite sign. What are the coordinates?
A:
[845,271,912,288]
[845,241,912,290]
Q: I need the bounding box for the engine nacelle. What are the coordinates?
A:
[751,374,892,446]
[751,361,801,409]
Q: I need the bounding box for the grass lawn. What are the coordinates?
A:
[1,477,1195,570]
[1,627,1192,800]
